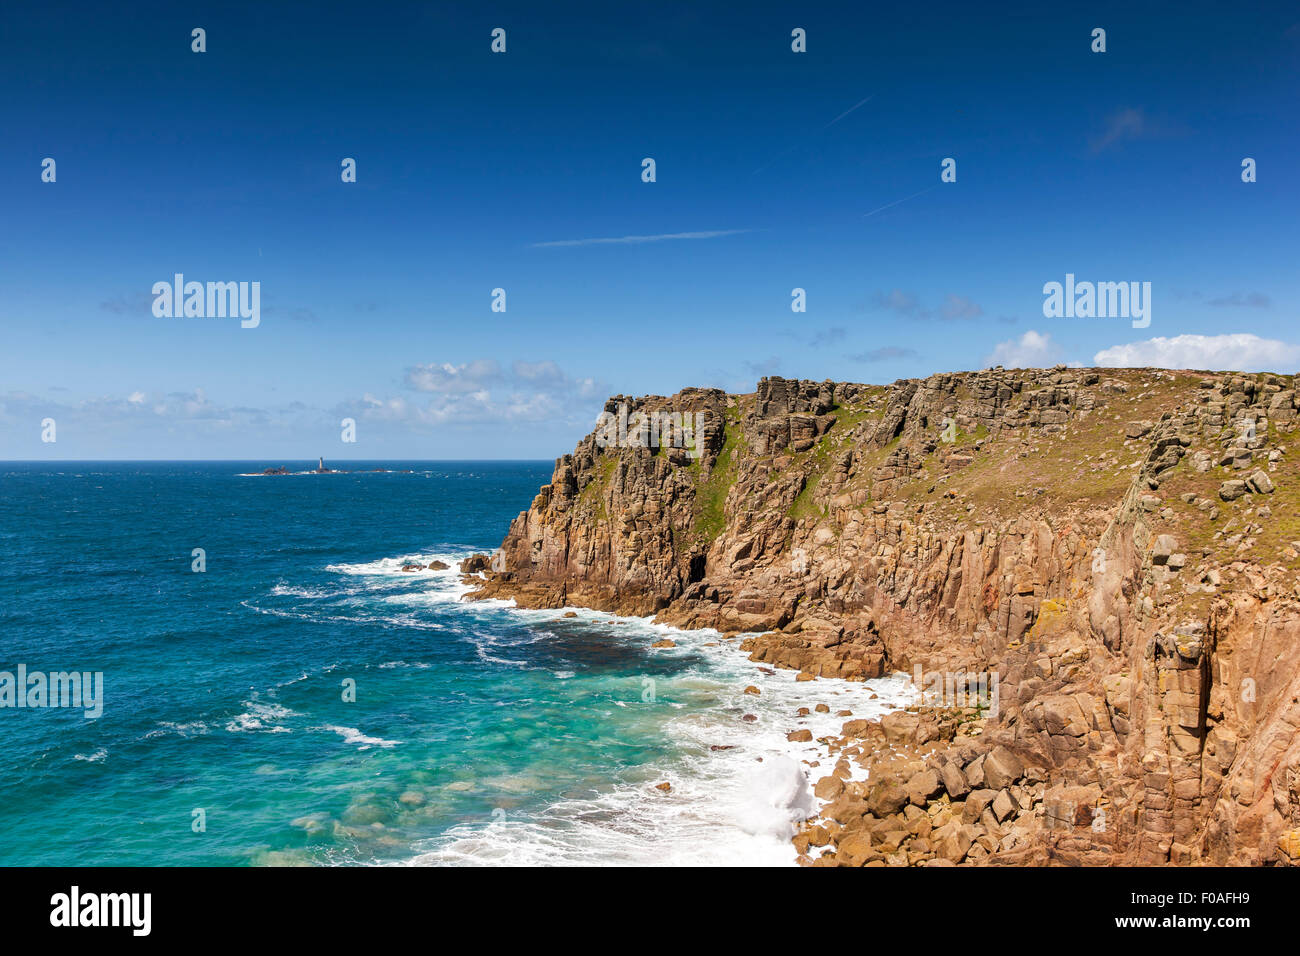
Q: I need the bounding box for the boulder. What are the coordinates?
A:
[835,832,876,866]
[881,710,921,745]
[1219,480,1247,501]
[815,775,845,800]
[938,760,971,798]
[840,718,873,738]
[982,746,1024,790]
[992,790,1018,823]
[866,781,909,817]
[1151,535,1178,565]
[1246,469,1275,494]
[962,789,998,823]
[933,822,973,863]
[906,769,943,806]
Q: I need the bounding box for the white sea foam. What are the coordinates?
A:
[144,720,211,739]
[298,547,917,866]
[315,725,400,749]
[225,700,296,734]
[269,583,340,599]
[400,604,915,866]
[325,553,466,579]
[73,748,107,762]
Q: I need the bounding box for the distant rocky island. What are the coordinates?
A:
[252,458,413,476]
[460,368,1300,867]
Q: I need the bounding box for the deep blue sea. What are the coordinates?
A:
[0,462,910,866]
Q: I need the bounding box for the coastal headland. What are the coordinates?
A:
[461,367,1300,866]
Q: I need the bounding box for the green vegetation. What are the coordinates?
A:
[577,452,618,521]
[693,408,743,541]
[781,401,879,521]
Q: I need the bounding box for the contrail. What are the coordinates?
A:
[752,93,874,174]
[532,229,748,248]
[862,185,937,220]
[820,94,874,131]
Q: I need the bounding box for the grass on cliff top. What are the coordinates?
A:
[770,369,1207,531]
[785,400,879,521]
[911,371,1202,523]
[1148,433,1300,574]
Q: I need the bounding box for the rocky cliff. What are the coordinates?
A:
[464,367,1300,866]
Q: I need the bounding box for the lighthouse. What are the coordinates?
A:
[318,456,325,472]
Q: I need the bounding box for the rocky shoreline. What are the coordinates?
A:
[461,367,1300,865]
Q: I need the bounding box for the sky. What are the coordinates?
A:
[2,0,1298,459]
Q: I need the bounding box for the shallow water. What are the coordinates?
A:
[0,461,911,866]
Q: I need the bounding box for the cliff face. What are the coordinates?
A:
[466,367,1300,866]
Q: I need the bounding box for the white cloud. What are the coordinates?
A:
[1093,333,1300,372]
[351,359,610,428]
[986,329,1064,368]
[0,388,306,432]
[1090,108,1147,153]
[405,360,502,394]
[511,360,566,385]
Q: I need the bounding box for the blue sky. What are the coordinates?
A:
[2,1,1298,459]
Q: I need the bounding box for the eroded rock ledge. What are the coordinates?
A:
[463,367,1300,866]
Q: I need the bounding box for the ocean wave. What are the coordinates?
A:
[314,725,400,749]
[225,700,296,734]
[269,583,341,599]
[324,553,469,578]
[144,720,211,740]
[295,549,917,866]
[395,608,916,866]
[400,753,817,867]
[470,641,529,668]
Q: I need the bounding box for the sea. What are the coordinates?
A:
[0,461,913,866]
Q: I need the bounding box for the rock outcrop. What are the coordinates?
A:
[465,367,1300,865]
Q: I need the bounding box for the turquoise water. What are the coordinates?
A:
[0,462,910,866]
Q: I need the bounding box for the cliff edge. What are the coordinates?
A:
[465,367,1300,866]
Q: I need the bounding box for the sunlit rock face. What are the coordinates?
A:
[465,367,1300,866]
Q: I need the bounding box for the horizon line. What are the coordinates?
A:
[0,457,558,464]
